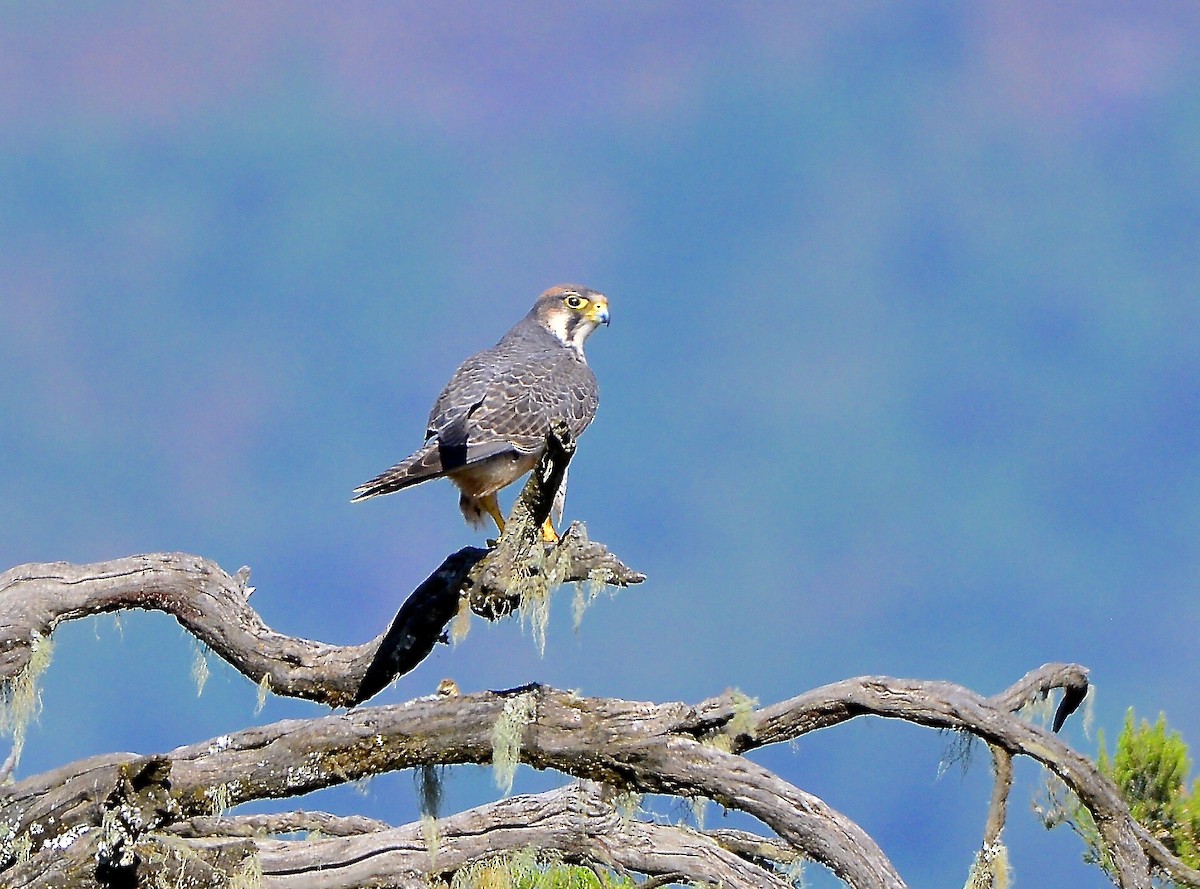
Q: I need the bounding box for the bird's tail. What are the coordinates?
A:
[351,441,445,502]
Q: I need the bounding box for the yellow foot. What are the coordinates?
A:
[482,494,506,536]
[540,518,560,543]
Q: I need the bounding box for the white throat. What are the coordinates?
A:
[546,315,593,361]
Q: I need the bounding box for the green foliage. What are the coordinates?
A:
[1040,708,1200,881]
[1097,710,1200,867]
[449,850,636,889]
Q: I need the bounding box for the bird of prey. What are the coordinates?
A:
[353,284,610,541]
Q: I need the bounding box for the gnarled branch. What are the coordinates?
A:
[0,426,643,708]
[2,517,1194,889]
[7,665,1195,889]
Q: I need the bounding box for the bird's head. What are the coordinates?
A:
[532,284,610,356]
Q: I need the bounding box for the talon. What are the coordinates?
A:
[540,518,560,543]
[482,494,506,535]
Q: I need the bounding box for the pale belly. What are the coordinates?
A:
[448,450,541,499]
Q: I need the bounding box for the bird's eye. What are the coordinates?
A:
[564,294,586,309]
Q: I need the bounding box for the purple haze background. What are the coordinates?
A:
[3,4,1200,886]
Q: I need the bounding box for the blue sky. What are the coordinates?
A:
[3,4,1200,885]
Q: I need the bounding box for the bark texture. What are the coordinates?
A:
[0,425,642,708]
[1,656,1192,888]
[0,433,1194,887]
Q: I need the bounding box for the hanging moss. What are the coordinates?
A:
[0,632,54,770]
[191,640,211,698]
[491,692,537,795]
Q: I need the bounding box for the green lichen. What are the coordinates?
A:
[254,673,271,715]
[491,692,537,795]
[519,584,553,656]
[513,538,576,656]
[1019,690,1056,728]
[451,595,473,645]
[571,571,609,631]
[1082,684,1097,739]
[611,788,642,823]
[421,812,440,862]
[516,547,557,656]
[228,851,263,889]
[964,842,1010,889]
[697,689,758,755]
[782,855,807,887]
[417,763,444,819]
[0,632,54,770]
[148,834,210,889]
[937,729,978,779]
[726,689,759,741]
[417,763,443,860]
[9,831,33,866]
[206,782,233,816]
[688,795,708,830]
[190,641,210,698]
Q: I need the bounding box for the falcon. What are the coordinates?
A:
[353,284,610,541]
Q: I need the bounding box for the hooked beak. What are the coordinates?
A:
[591,296,610,327]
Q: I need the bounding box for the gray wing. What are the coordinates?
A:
[463,343,598,454]
[353,318,598,501]
[431,320,598,456]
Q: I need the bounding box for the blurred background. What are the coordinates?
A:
[3,3,1199,885]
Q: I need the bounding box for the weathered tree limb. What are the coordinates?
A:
[746,672,1152,888]
[985,662,1090,730]
[164,810,392,838]
[623,735,904,887]
[4,668,1197,889]
[705,828,805,874]
[982,746,1013,847]
[1134,825,1200,888]
[10,668,1177,889]
[11,784,790,889]
[0,428,643,709]
[0,685,900,888]
[236,783,792,889]
[461,421,643,621]
[0,522,1192,889]
[966,744,1014,889]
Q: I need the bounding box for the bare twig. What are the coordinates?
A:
[966,744,1014,889]
[982,745,1013,848]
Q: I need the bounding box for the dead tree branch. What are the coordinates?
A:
[4,663,1196,888]
[0,426,643,708]
[214,783,791,889]
[744,668,1172,887]
[1,502,1194,888]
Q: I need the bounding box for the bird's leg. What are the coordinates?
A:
[540,517,560,543]
[481,494,506,535]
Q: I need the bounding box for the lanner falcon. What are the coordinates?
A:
[352,285,610,541]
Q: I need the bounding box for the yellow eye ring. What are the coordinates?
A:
[564,294,586,309]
